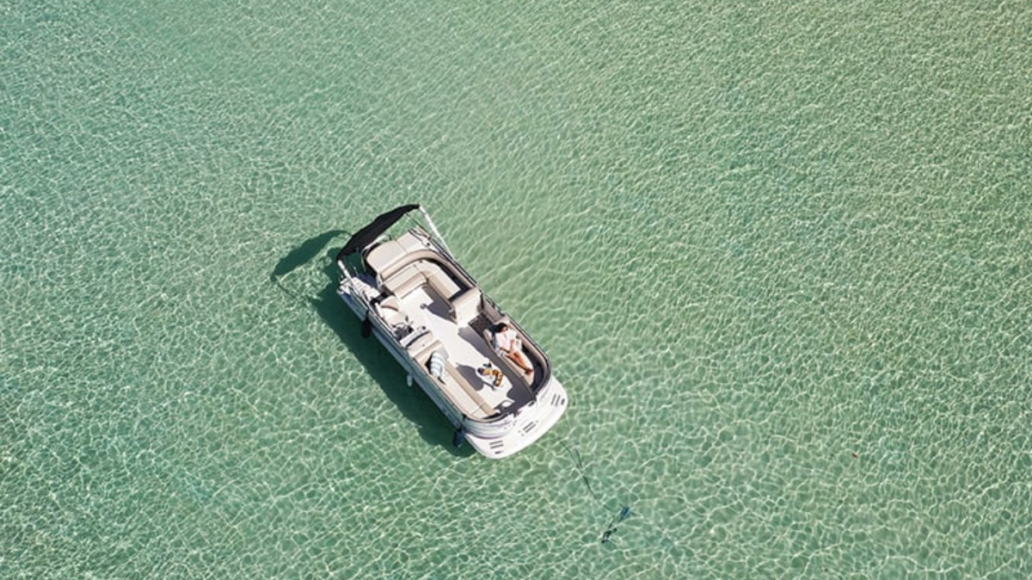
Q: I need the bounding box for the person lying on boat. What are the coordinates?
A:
[495,322,533,376]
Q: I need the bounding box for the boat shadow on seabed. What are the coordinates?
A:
[270,229,470,457]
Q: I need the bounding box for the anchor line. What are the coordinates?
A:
[557,438,633,544]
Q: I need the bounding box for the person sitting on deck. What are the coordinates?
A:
[495,322,533,376]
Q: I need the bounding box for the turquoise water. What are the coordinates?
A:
[3,1,1030,578]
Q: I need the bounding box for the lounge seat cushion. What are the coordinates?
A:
[365,233,426,278]
[383,264,425,298]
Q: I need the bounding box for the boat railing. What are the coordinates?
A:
[418,206,452,257]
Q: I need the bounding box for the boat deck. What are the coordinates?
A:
[399,285,535,416]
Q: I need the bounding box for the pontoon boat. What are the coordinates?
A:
[334,205,568,458]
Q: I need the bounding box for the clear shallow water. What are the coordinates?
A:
[2,1,1030,578]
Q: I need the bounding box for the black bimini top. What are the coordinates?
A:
[336,204,420,262]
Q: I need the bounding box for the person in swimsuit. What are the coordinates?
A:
[496,322,533,376]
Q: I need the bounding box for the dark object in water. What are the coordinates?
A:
[600,505,633,544]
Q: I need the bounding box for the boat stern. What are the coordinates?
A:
[463,377,569,459]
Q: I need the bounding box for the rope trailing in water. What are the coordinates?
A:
[557,439,634,544]
[558,439,603,504]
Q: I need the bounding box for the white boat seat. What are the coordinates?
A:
[449,287,481,324]
[382,264,425,298]
[418,262,462,300]
[407,332,442,362]
[382,259,465,300]
[376,295,407,328]
[365,232,426,279]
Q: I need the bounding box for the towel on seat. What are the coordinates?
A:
[428,350,447,380]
